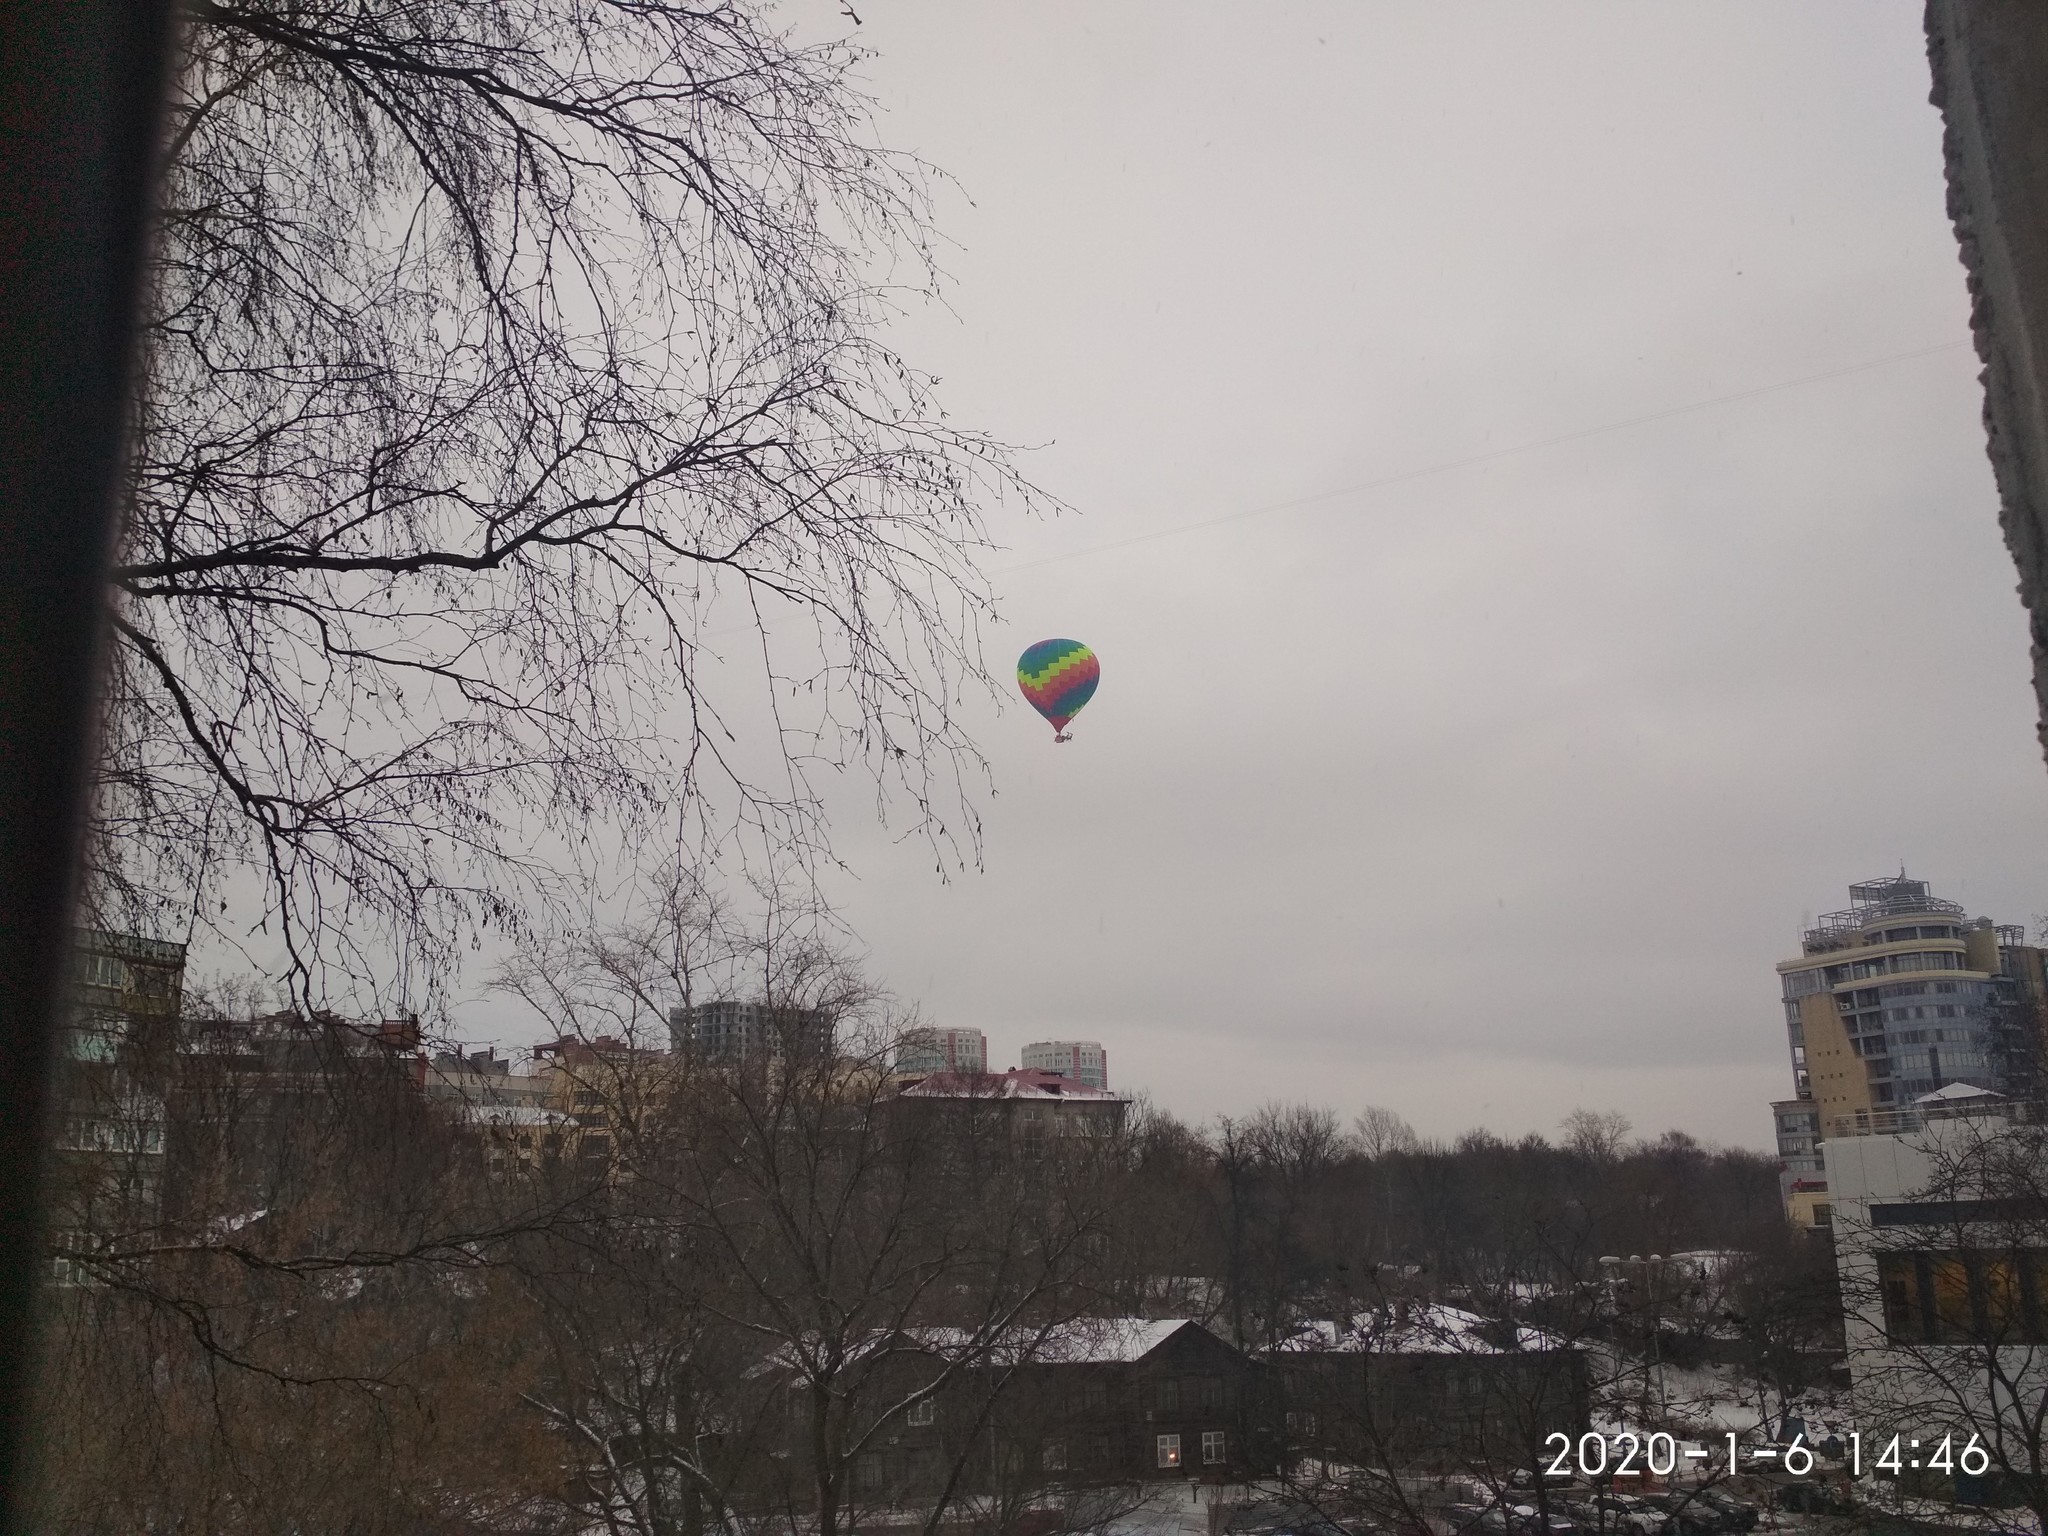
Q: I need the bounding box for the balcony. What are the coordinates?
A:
[1824,1094,2039,1140]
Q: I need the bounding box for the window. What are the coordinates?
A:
[1880,1248,2048,1344]
[907,1397,935,1427]
[1193,1375,1222,1411]
[1285,1410,1318,1437]
[1156,1434,1181,1468]
[1082,1379,1108,1412]
[1042,1440,1067,1472]
[1155,1377,1179,1413]
[48,1254,92,1288]
[1202,1430,1227,1465]
[1930,1253,1974,1339]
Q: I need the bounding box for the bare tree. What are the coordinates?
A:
[1352,1105,1419,1160]
[502,896,1127,1536]
[1834,1113,2048,1533]
[1721,1229,1843,1441]
[98,0,1046,1001]
[32,993,567,1533]
[1560,1108,1633,1162]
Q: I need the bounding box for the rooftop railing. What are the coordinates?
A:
[1802,896,1971,954]
[1824,1097,2045,1140]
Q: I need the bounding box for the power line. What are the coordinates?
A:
[1000,338,1975,575]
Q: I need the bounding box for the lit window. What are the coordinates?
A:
[1156,1434,1181,1469]
[1202,1430,1227,1465]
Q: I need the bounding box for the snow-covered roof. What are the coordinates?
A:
[897,1069,1128,1103]
[1272,1304,1566,1356]
[1915,1082,2004,1104]
[757,1316,1217,1378]
[460,1103,573,1127]
[1030,1317,1200,1364]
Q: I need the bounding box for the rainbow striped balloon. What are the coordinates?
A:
[1017,639,1099,740]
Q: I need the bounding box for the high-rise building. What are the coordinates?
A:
[1769,874,2048,1226]
[893,1026,986,1077]
[1021,1039,1107,1090]
[50,931,189,1274]
[669,1000,833,1061]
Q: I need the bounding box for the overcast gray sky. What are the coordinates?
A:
[749,2,2048,1151]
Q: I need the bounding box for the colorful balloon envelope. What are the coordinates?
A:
[1017,639,1099,742]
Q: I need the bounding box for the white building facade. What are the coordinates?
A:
[1823,1091,2048,1475]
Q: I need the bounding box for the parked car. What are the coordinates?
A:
[1690,1489,1757,1532]
[1641,1492,1717,1535]
[1771,1481,1853,1516]
[1507,1507,1579,1536]
[1442,1503,1512,1535]
[1572,1494,1658,1535]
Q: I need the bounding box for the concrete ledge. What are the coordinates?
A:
[1927,0,2048,767]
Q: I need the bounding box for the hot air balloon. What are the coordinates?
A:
[1017,639,1099,742]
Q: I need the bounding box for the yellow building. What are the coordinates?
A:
[1769,875,2048,1226]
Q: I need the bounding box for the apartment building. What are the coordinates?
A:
[893,1026,987,1077]
[669,1000,834,1061]
[1769,874,2048,1226]
[531,1032,676,1169]
[1021,1038,1108,1090]
[49,931,189,1276]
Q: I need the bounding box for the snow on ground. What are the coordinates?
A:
[1103,1484,1227,1536]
